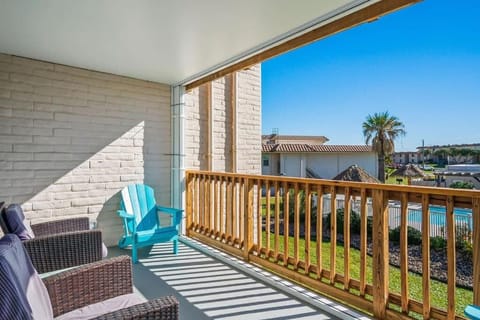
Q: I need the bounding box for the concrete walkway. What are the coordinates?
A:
[109,239,370,320]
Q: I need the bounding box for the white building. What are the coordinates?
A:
[434,164,480,189]
[262,142,377,179]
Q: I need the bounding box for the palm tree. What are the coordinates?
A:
[362,111,406,182]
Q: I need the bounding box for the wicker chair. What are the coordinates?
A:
[0,202,104,273]
[0,232,178,320]
[44,255,179,319]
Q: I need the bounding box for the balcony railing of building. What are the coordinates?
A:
[185,170,480,320]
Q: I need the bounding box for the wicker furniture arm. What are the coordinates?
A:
[31,217,90,237]
[24,229,103,273]
[93,296,179,320]
[43,255,133,317]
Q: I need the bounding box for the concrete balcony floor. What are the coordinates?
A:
[109,238,371,320]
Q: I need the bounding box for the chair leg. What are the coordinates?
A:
[173,239,178,254]
[132,242,138,263]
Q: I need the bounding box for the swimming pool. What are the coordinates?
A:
[406,205,472,227]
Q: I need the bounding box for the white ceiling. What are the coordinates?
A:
[0,0,378,85]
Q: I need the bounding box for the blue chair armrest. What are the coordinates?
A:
[465,305,480,320]
[117,210,135,220]
[156,206,183,225]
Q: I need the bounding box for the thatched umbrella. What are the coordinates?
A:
[390,163,425,185]
[332,164,380,183]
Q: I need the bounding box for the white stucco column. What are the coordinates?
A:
[171,85,186,232]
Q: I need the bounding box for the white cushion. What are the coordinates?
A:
[55,293,147,320]
[28,271,54,320]
[101,243,108,258]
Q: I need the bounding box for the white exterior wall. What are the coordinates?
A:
[273,152,377,179]
[185,66,261,174]
[307,152,377,179]
[0,53,171,246]
[236,65,261,174]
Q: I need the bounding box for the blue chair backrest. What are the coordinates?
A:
[120,184,159,232]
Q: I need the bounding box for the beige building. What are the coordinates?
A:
[392,151,419,165]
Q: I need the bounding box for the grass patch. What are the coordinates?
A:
[261,232,472,317]
[261,197,283,216]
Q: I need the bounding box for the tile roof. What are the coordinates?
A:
[261,134,328,140]
[262,144,373,153]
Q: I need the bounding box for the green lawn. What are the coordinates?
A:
[261,232,472,318]
[385,167,408,185]
[261,197,282,216]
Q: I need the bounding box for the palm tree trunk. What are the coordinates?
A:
[378,154,386,182]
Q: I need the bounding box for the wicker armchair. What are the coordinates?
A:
[24,219,103,273]
[0,203,104,273]
[43,255,179,319]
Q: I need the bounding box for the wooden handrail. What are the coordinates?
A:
[185,170,480,319]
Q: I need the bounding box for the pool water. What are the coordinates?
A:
[407,205,472,227]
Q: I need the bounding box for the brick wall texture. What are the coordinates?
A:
[184,65,261,174]
[0,54,262,246]
[0,53,171,245]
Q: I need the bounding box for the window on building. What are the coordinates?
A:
[263,157,269,166]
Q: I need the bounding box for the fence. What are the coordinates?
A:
[327,197,473,241]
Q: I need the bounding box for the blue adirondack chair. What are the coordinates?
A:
[117,184,183,263]
[465,305,480,320]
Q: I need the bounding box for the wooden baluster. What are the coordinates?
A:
[316,186,323,280]
[232,178,237,242]
[422,194,431,319]
[220,177,224,237]
[240,178,245,244]
[473,197,480,305]
[294,183,300,270]
[186,172,193,236]
[284,181,290,267]
[195,175,200,230]
[203,176,212,234]
[199,174,204,231]
[213,176,218,236]
[359,189,367,296]
[372,189,389,319]
[446,196,455,320]
[226,177,232,242]
[400,192,409,314]
[305,184,311,275]
[343,187,351,290]
[266,181,271,256]
[257,180,262,254]
[244,179,254,260]
[274,181,280,261]
[330,186,337,285]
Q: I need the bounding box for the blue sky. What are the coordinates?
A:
[261,0,480,151]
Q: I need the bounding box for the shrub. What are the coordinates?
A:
[455,223,473,258]
[324,208,364,235]
[286,190,317,226]
[389,226,423,245]
[430,236,447,251]
[459,240,473,259]
[449,181,475,189]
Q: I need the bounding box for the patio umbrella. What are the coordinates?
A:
[332,164,380,183]
[390,163,426,185]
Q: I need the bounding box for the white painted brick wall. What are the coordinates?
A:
[236,65,261,174]
[185,66,261,174]
[0,53,171,246]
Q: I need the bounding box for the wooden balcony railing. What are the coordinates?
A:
[185,170,480,319]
